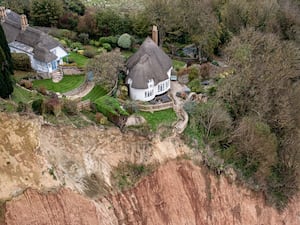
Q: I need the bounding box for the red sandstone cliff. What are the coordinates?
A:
[5,161,300,225]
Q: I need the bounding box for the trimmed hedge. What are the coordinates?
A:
[11,53,32,71]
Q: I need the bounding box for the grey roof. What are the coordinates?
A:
[127,37,172,89]
[1,9,64,63]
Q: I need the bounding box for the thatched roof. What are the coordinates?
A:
[127,37,172,89]
[1,9,63,63]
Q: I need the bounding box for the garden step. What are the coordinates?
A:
[52,71,63,83]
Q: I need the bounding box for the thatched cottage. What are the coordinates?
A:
[126,28,172,101]
[0,7,67,78]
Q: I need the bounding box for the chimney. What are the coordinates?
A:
[20,14,28,31]
[0,7,6,22]
[152,25,158,45]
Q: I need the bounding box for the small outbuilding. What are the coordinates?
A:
[126,37,172,102]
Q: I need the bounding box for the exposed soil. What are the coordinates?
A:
[5,161,300,225]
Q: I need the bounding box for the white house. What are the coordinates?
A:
[0,7,68,79]
[126,37,172,101]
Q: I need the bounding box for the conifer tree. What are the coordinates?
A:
[0,25,14,98]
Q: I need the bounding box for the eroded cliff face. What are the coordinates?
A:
[5,161,300,225]
[39,125,189,196]
[1,113,300,225]
[0,113,59,200]
[0,112,189,200]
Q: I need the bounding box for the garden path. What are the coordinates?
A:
[64,81,95,100]
[170,81,189,134]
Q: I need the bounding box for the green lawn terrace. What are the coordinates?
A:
[82,85,107,102]
[138,109,177,132]
[33,75,85,94]
[65,52,89,68]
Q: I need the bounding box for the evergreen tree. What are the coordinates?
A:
[0,23,13,74]
[0,25,14,98]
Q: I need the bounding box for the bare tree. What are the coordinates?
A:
[86,49,125,90]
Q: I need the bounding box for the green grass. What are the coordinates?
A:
[0,99,16,112]
[121,50,134,60]
[82,85,107,102]
[11,85,41,103]
[68,52,89,68]
[138,109,177,131]
[33,75,85,93]
[173,59,186,71]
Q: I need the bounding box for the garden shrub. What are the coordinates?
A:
[83,46,97,58]
[89,40,95,46]
[188,78,203,93]
[59,39,68,48]
[19,79,33,89]
[177,67,189,76]
[97,48,106,54]
[95,112,108,124]
[11,53,31,71]
[188,66,199,81]
[32,98,44,115]
[70,42,83,50]
[200,63,211,80]
[102,43,112,51]
[37,86,47,95]
[78,33,89,45]
[62,99,78,115]
[44,96,61,117]
[117,33,132,49]
[99,36,118,47]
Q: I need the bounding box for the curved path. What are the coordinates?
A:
[170,81,189,134]
[64,81,95,100]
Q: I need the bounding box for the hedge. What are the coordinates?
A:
[11,53,31,71]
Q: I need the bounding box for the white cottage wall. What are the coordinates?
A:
[128,68,172,101]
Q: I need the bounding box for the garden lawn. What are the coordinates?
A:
[173,59,186,71]
[82,85,107,102]
[33,75,85,93]
[68,52,89,68]
[121,50,134,60]
[138,109,177,131]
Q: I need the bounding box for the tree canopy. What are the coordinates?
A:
[31,0,64,27]
[86,49,125,91]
